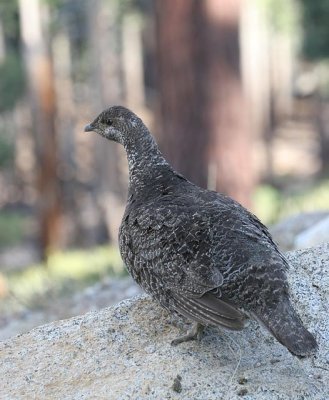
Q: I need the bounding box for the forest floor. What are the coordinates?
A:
[0,269,141,341]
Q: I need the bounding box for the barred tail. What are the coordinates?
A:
[254,298,318,357]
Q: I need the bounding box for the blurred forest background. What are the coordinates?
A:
[0,0,329,338]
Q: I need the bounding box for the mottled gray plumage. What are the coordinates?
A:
[85,106,317,357]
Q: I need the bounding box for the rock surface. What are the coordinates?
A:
[295,215,329,250]
[1,243,329,400]
[270,211,329,251]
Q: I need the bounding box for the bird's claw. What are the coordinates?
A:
[171,323,205,346]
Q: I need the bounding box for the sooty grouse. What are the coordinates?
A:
[85,106,317,357]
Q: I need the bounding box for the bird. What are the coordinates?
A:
[85,106,318,357]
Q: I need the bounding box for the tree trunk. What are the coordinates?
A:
[203,0,253,206]
[19,0,61,259]
[155,0,253,206]
[155,0,208,188]
[316,94,329,174]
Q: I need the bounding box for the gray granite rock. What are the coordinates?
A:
[270,211,329,251]
[1,243,329,400]
[295,215,329,249]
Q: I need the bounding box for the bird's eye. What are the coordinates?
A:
[101,117,113,126]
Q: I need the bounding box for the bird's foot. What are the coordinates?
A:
[171,323,205,346]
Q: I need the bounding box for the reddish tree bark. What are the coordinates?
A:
[156,0,253,206]
[155,0,208,188]
[202,0,253,206]
[19,0,61,259]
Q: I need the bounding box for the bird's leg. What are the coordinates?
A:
[171,323,205,346]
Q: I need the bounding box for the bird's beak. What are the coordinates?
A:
[84,123,94,132]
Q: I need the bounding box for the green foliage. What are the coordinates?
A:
[0,53,25,111]
[281,179,329,216]
[0,0,19,41]
[0,211,28,247]
[252,185,282,224]
[46,246,124,281]
[300,0,329,60]
[253,179,329,224]
[2,246,125,311]
[257,0,299,34]
[0,135,14,168]
[41,0,66,8]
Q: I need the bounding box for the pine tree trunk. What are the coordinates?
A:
[202,0,253,206]
[155,0,208,188]
[19,0,61,259]
[156,0,253,206]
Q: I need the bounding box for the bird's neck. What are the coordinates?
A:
[124,128,172,191]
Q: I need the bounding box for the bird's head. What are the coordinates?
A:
[84,106,143,145]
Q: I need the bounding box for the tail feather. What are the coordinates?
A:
[254,298,318,357]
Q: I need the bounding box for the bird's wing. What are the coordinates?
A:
[132,202,223,294]
[120,199,247,329]
[210,194,290,270]
[171,292,246,330]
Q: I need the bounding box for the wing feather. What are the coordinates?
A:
[172,292,246,330]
